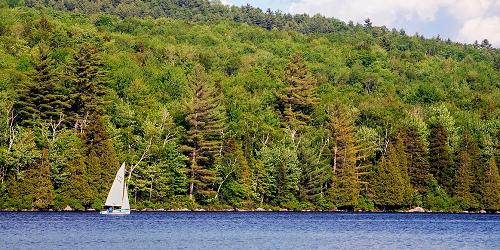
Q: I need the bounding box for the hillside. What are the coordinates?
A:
[0,3,499,211]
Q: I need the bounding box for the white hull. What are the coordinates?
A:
[100,209,130,216]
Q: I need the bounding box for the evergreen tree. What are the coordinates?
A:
[182,65,224,201]
[10,149,55,210]
[480,158,500,211]
[364,18,372,28]
[462,131,484,203]
[454,131,480,210]
[85,115,119,207]
[30,149,55,209]
[402,127,430,193]
[59,145,93,210]
[392,130,414,205]
[429,124,454,193]
[298,132,330,204]
[66,43,107,130]
[258,137,300,207]
[370,142,404,209]
[278,53,319,130]
[215,139,252,205]
[15,43,69,127]
[327,108,359,209]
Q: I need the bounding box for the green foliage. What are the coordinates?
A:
[402,126,430,193]
[258,134,300,206]
[14,43,69,127]
[65,43,107,127]
[58,138,92,210]
[453,131,480,210]
[480,158,500,211]
[357,196,375,211]
[428,124,454,193]
[6,149,55,210]
[278,53,319,130]
[423,177,453,211]
[85,115,119,202]
[0,5,498,211]
[182,65,224,202]
[328,108,360,209]
[369,143,405,209]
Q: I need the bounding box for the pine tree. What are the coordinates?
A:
[278,53,319,130]
[85,115,119,206]
[454,131,480,210]
[461,131,484,204]
[480,158,500,211]
[217,139,252,204]
[21,149,55,209]
[402,127,430,193]
[369,143,404,209]
[15,43,69,127]
[392,130,414,205]
[66,43,107,129]
[327,109,359,209]
[59,146,93,210]
[429,124,454,193]
[298,135,330,204]
[364,18,372,28]
[182,65,224,201]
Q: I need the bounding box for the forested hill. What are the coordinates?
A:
[0,2,499,212]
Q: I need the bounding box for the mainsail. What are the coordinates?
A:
[122,185,130,210]
[104,163,127,208]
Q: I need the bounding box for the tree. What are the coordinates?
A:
[370,141,405,209]
[364,18,372,28]
[15,43,69,127]
[327,108,359,209]
[402,127,430,193]
[298,129,330,204]
[480,158,500,211]
[278,53,319,131]
[392,130,414,206]
[258,135,300,207]
[480,39,492,49]
[10,149,55,210]
[58,141,93,210]
[428,124,454,193]
[66,43,108,130]
[453,131,480,210]
[182,65,224,201]
[424,177,452,211]
[85,115,119,207]
[215,139,252,206]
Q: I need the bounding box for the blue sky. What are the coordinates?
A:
[222,0,500,47]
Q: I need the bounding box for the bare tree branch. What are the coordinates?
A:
[127,137,153,184]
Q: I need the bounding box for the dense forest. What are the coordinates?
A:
[0,1,499,212]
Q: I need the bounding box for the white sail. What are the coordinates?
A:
[122,185,130,210]
[105,163,126,207]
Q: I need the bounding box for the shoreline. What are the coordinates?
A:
[0,208,498,214]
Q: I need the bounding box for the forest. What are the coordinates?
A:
[0,0,499,212]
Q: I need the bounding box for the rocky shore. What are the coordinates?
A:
[2,207,498,213]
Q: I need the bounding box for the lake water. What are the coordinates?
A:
[0,212,499,249]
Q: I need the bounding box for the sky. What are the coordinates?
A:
[221,0,500,47]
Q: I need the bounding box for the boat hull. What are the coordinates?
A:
[100,209,130,215]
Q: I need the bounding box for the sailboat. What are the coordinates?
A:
[100,163,130,215]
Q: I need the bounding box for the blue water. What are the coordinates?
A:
[0,212,499,249]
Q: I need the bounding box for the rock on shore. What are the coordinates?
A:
[408,207,425,213]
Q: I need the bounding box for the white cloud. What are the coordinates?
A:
[446,0,492,20]
[288,0,500,46]
[289,0,449,26]
[457,16,500,45]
